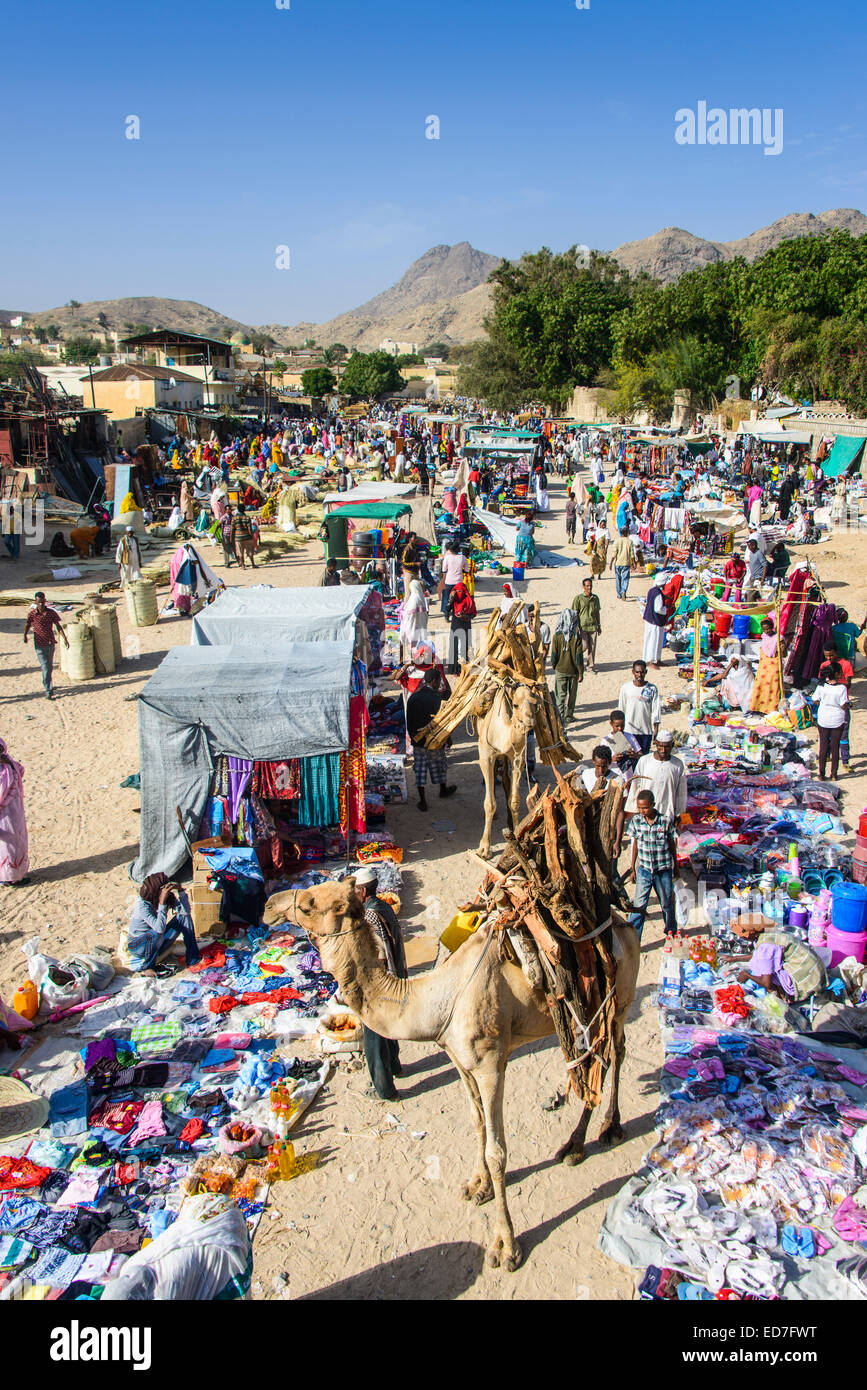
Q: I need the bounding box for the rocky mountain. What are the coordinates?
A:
[24,297,251,342]
[283,242,500,350]
[610,208,867,282]
[10,212,867,353]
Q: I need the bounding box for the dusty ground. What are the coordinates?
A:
[1,478,865,1301]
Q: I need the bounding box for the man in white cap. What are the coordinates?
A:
[354,867,407,1101]
[625,730,687,822]
[115,525,142,588]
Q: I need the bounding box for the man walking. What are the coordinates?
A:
[565,493,577,544]
[572,576,602,673]
[609,528,635,600]
[24,591,69,700]
[406,669,457,811]
[114,525,142,588]
[626,730,688,820]
[354,867,407,1101]
[744,539,764,603]
[625,790,678,939]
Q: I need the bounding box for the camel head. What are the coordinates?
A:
[263,879,363,937]
[511,685,539,734]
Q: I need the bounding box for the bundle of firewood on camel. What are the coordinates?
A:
[417,599,580,857]
[468,769,628,1109]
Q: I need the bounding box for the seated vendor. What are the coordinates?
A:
[128,874,201,975]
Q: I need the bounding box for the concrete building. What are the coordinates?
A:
[85,364,204,420]
[379,338,420,357]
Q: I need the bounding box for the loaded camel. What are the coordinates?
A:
[419,599,579,861]
[475,683,540,859]
[264,860,640,1273]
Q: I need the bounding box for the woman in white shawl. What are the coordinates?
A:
[400,579,429,651]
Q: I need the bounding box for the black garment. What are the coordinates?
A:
[406,684,444,741]
[363,1025,401,1100]
[218,876,265,928]
[62,1208,111,1255]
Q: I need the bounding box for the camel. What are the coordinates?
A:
[263,878,640,1273]
[475,683,540,860]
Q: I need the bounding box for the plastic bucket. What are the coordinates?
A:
[827,924,867,968]
[788,906,808,931]
[831,882,867,933]
[750,615,764,637]
[714,584,724,598]
[511,564,525,582]
[858,811,867,839]
[714,611,732,638]
[732,614,751,640]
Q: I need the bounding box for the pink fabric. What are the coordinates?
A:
[0,998,32,1032]
[127,1100,166,1146]
[0,740,29,884]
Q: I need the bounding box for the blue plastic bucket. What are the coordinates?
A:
[732,614,751,640]
[511,564,525,582]
[831,882,867,934]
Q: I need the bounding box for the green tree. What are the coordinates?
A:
[251,332,277,354]
[395,352,423,367]
[456,339,527,411]
[338,351,403,400]
[63,336,106,365]
[421,341,450,360]
[477,247,634,407]
[67,299,81,309]
[323,343,348,365]
[0,349,51,381]
[301,366,337,397]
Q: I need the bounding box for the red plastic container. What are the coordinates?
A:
[714,611,732,639]
[859,811,867,839]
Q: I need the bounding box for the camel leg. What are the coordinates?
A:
[478,749,497,859]
[450,1057,493,1205]
[474,1055,522,1271]
[554,1098,592,1166]
[598,1017,627,1147]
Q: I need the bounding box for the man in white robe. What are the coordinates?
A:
[115,526,142,588]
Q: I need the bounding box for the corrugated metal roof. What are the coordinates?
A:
[90,365,200,383]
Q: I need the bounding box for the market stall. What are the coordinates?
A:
[132,642,356,882]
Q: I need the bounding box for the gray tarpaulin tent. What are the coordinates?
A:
[190,584,374,646]
[132,641,353,880]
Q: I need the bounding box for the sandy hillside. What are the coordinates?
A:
[1,478,864,1301]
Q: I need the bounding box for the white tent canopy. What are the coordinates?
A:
[190,584,374,646]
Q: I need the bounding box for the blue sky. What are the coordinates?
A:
[2,0,865,326]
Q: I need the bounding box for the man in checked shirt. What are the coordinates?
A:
[23,592,69,699]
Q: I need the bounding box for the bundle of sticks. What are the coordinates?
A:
[418,600,579,765]
[468,772,624,1107]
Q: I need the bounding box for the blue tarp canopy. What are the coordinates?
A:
[824,436,866,478]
